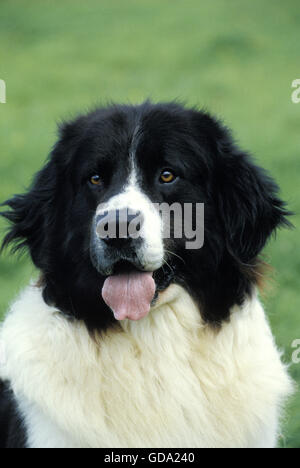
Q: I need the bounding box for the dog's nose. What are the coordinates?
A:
[96,209,143,246]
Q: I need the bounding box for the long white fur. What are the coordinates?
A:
[0,284,293,448]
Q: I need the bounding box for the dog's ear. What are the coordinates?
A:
[215,142,292,264]
[0,159,58,268]
[190,110,292,264]
[0,116,87,267]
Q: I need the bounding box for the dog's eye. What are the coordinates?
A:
[90,175,102,186]
[160,170,176,184]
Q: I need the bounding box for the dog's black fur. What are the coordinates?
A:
[0,381,26,448]
[0,102,291,448]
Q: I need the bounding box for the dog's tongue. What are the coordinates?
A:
[102,272,156,321]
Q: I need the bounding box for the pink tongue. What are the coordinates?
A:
[102,272,156,321]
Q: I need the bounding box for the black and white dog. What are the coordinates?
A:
[0,102,293,448]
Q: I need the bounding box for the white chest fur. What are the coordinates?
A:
[0,285,293,448]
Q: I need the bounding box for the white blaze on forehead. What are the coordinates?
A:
[96,153,164,272]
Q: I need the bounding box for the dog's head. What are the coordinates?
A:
[1,102,291,329]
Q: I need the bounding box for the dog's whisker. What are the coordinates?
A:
[163,259,175,274]
[165,249,186,265]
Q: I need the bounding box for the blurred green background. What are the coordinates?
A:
[0,0,299,448]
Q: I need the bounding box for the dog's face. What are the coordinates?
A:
[1,102,290,330]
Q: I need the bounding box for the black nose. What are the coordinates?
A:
[96,209,143,246]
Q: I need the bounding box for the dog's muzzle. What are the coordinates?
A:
[90,209,146,276]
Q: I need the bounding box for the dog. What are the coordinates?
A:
[0,102,293,448]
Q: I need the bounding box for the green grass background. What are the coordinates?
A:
[0,0,299,448]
